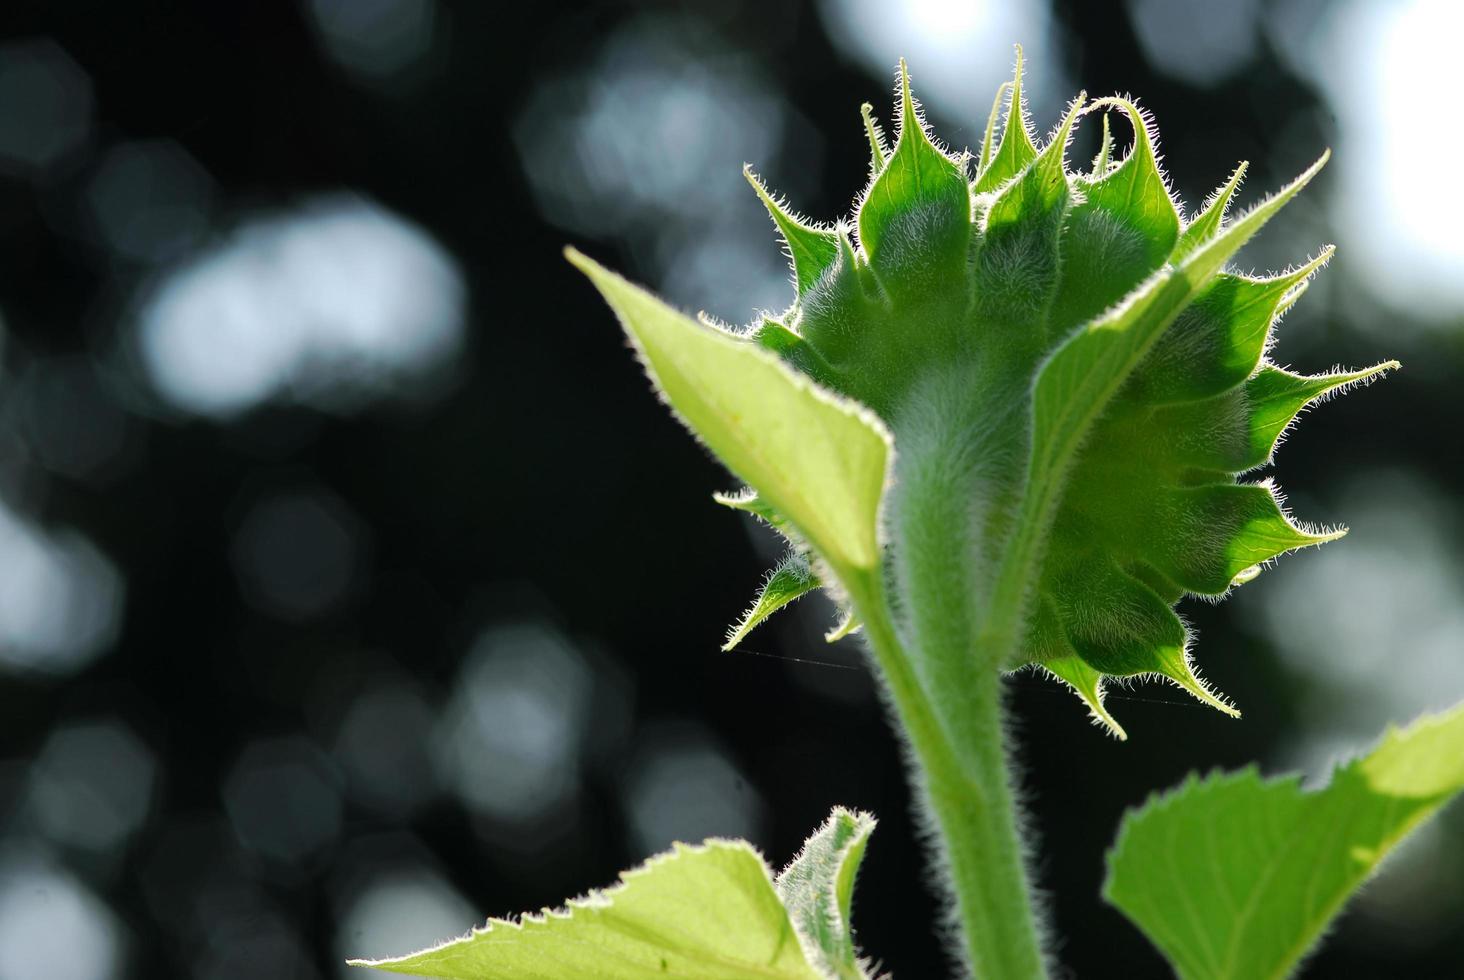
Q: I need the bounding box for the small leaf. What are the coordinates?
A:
[1106,702,1464,980]
[1089,110,1113,178]
[752,318,845,391]
[351,838,826,980]
[1172,161,1248,263]
[1100,482,1340,597]
[859,102,887,177]
[978,80,1013,173]
[1151,360,1399,476]
[972,93,1084,325]
[1130,248,1335,404]
[986,91,1083,233]
[775,808,877,980]
[1238,361,1399,466]
[973,45,1037,193]
[1078,98,1179,255]
[713,487,789,530]
[857,60,970,293]
[1043,657,1126,740]
[746,167,841,295]
[724,555,820,652]
[1047,97,1180,335]
[824,610,862,644]
[1043,559,1238,717]
[567,250,891,578]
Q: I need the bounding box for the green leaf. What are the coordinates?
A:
[1105,702,1464,980]
[972,92,1084,326]
[1089,110,1113,178]
[746,168,841,295]
[1237,362,1398,467]
[724,554,820,651]
[972,46,1036,194]
[566,249,891,578]
[1030,591,1128,739]
[713,487,790,531]
[751,318,845,391]
[859,102,887,177]
[350,838,826,980]
[1129,249,1335,404]
[775,808,877,980]
[824,609,861,644]
[857,60,970,294]
[1152,361,1399,476]
[1173,161,1248,263]
[1040,558,1237,718]
[978,80,1013,173]
[1046,97,1180,336]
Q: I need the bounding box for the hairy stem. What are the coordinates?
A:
[847,569,1046,979]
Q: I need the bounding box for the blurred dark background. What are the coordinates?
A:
[0,1,1460,977]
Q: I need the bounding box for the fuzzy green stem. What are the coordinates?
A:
[846,569,1046,979]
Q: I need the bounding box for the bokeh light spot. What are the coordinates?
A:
[1244,471,1464,767]
[622,722,765,856]
[27,719,157,853]
[333,867,475,980]
[222,737,343,864]
[513,22,794,320]
[305,0,439,81]
[231,487,368,622]
[0,852,122,980]
[137,195,465,418]
[17,357,131,481]
[1277,0,1464,317]
[1126,0,1259,88]
[85,139,215,265]
[0,499,124,677]
[433,623,592,826]
[332,680,440,819]
[815,0,1069,132]
[0,38,93,178]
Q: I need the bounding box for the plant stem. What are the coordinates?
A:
[847,570,1047,979]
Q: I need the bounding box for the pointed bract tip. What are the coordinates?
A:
[1293,150,1331,187]
[1085,686,1129,741]
[1175,673,1243,719]
[824,611,861,644]
[861,102,888,174]
[897,58,917,126]
[742,162,768,196]
[1277,244,1338,286]
[1058,91,1087,137]
[1036,91,1086,171]
[979,80,1015,171]
[564,245,604,279]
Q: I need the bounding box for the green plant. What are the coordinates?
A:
[353,50,1464,979]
